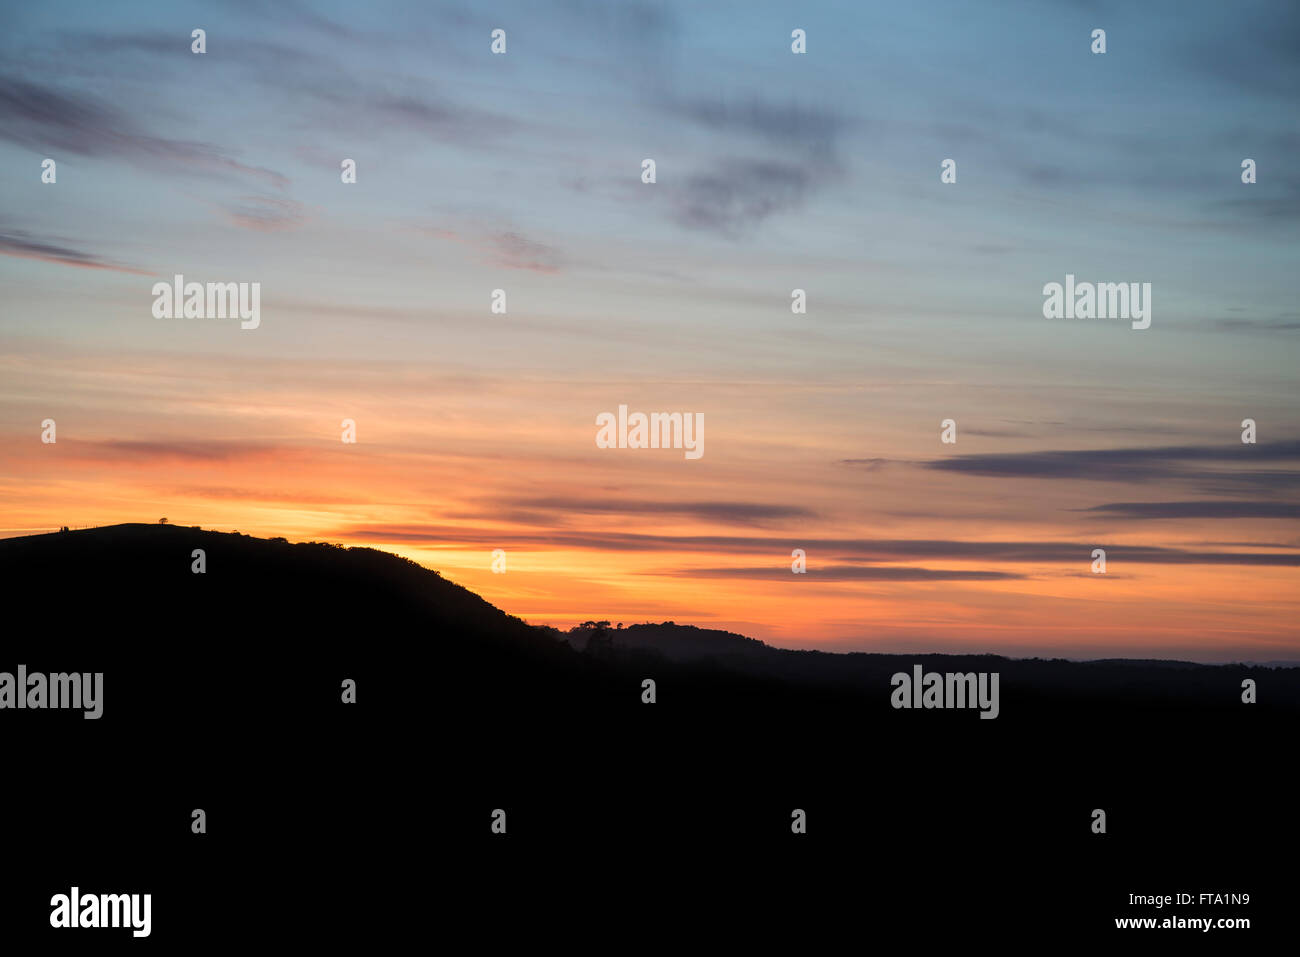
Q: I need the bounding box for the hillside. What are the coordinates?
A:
[4,524,1295,718]
[2,523,1293,941]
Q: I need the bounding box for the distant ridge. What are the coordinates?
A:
[2,525,1295,711]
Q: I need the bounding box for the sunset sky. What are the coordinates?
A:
[2,0,1297,661]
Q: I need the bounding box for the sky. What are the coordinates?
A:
[1,0,1297,661]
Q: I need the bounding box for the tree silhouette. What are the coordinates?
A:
[582,620,615,658]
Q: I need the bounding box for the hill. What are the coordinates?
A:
[1,524,1293,941]
[3,524,1295,720]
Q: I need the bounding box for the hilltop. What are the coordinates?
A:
[3,524,1294,717]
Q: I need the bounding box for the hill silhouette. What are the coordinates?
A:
[6,524,1293,722]
[1,524,1293,941]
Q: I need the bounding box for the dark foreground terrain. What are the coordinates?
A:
[0,524,1293,946]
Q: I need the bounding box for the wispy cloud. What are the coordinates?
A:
[0,226,148,274]
[221,196,307,232]
[655,565,1027,582]
[335,525,1300,567]
[671,96,847,152]
[503,496,815,526]
[420,225,564,273]
[671,157,839,238]
[1082,501,1300,520]
[0,75,289,187]
[60,440,289,464]
[925,441,1300,494]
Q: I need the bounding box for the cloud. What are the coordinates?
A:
[222,196,307,232]
[655,565,1026,582]
[0,75,288,187]
[335,524,1300,566]
[28,26,510,149]
[0,226,148,274]
[1082,501,1300,520]
[1178,2,1300,99]
[65,440,287,464]
[961,428,1032,438]
[1204,198,1300,237]
[361,91,512,142]
[657,89,848,239]
[672,96,846,152]
[671,157,839,238]
[505,497,815,526]
[421,225,564,273]
[1212,316,1300,334]
[487,232,563,273]
[925,441,1300,493]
